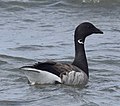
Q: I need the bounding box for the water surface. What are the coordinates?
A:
[0,0,120,106]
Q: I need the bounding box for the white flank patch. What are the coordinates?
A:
[21,68,61,85]
[62,71,88,86]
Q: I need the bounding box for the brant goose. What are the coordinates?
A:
[21,22,103,86]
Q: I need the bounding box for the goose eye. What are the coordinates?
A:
[87,25,90,28]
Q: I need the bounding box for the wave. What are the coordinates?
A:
[0,54,35,63]
[0,0,120,9]
[1,0,120,3]
[9,45,58,51]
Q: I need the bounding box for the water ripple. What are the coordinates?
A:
[9,45,59,51]
[5,6,25,11]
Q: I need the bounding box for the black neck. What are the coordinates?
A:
[72,36,89,77]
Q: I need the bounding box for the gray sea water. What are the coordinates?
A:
[0,0,120,106]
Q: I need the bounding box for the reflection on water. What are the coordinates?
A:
[0,0,120,106]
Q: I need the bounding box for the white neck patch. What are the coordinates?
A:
[78,39,84,44]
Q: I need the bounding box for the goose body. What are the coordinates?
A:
[22,61,88,85]
[21,22,103,86]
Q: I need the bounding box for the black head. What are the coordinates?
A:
[75,22,103,44]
